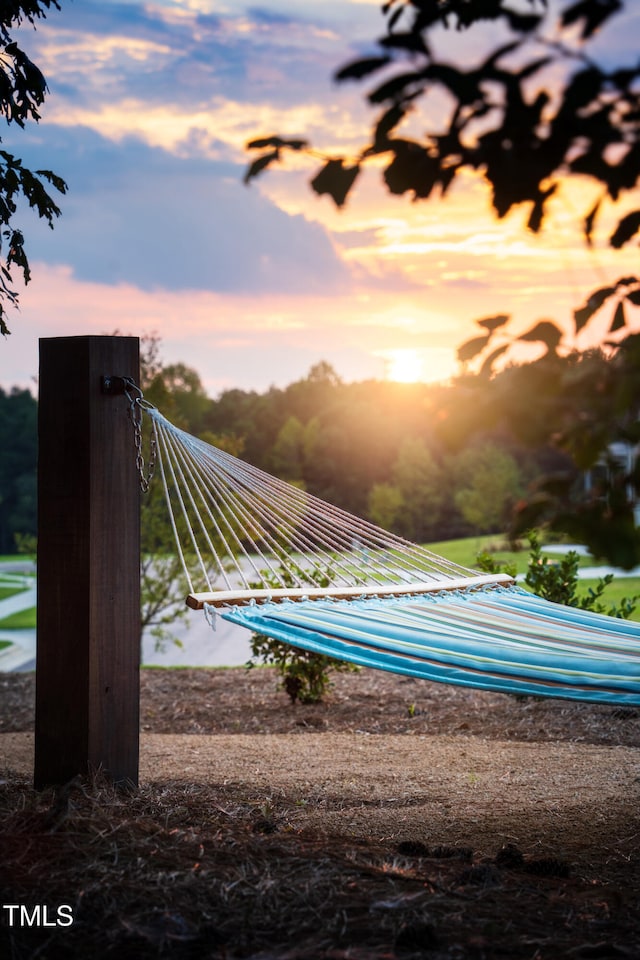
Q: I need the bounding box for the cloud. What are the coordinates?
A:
[246,7,303,27]
[10,124,351,295]
[22,0,377,173]
[5,0,639,401]
[29,0,369,113]
[441,276,488,291]
[0,263,409,394]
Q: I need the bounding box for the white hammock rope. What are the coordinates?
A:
[146,408,510,606]
[140,405,640,705]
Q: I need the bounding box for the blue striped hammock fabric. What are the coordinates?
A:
[221,585,640,706]
[144,408,640,708]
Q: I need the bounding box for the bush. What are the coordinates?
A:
[247,560,358,704]
[249,633,357,704]
[477,531,638,620]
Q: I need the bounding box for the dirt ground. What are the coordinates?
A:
[2,666,640,958]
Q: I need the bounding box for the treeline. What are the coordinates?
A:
[2,349,598,555]
[143,358,572,546]
[0,387,37,554]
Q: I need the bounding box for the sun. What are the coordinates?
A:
[378,347,458,384]
[384,349,424,383]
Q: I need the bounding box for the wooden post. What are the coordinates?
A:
[35,336,141,789]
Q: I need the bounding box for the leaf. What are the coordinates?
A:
[368,70,426,105]
[505,11,543,32]
[310,160,360,208]
[247,136,280,150]
[561,66,604,112]
[334,57,392,83]
[243,150,279,184]
[584,198,601,247]
[517,57,553,82]
[482,41,521,70]
[429,63,483,107]
[457,335,490,364]
[561,0,622,40]
[527,185,556,234]
[246,136,307,151]
[380,32,428,55]
[527,196,544,234]
[388,6,404,31]
[517,320,562,352]
[609,299,626,332]
[610,210,640,249]
[476,314,510,334]
[573,285,616,334]
[479,344,509,377]
[374,104,406,146]
[382,141,439,199]
[35,169,68,194]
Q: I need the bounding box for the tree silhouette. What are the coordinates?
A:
[0,1,66,335]
[249,1,638,232]
[246,0,640,564]
[246,0,639,352]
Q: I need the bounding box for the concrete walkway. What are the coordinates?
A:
[142,611,253,670]
[542,544,640,579]
[0,565,253,672]
[0,580,37,672]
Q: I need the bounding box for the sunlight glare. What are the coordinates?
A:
[378,347,458,385]
[384,349,424,383]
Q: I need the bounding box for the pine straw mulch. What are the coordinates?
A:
[2,666,640,959]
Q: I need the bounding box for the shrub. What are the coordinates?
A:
[477,531,638,619]
[247,560,358,704]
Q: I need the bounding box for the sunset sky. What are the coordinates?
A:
[0,0,638,396]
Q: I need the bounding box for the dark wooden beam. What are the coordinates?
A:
[35,336,141,789]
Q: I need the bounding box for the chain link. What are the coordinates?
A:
[123,378,157,493]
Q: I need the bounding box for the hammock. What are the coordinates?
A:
[145,407,640,706]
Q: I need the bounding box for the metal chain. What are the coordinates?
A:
[123,378,157,493]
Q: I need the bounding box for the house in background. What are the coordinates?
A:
[584,440,640,527]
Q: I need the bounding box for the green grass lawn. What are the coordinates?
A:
[0,586,25,601]
[0,606,36,630]
[427,535,607,574]
[0,639,10,650]
[425,534,524,571]
[426,535,640,622]
[572,578,640,620]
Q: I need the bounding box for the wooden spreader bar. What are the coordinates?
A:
[187,573,516,610]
